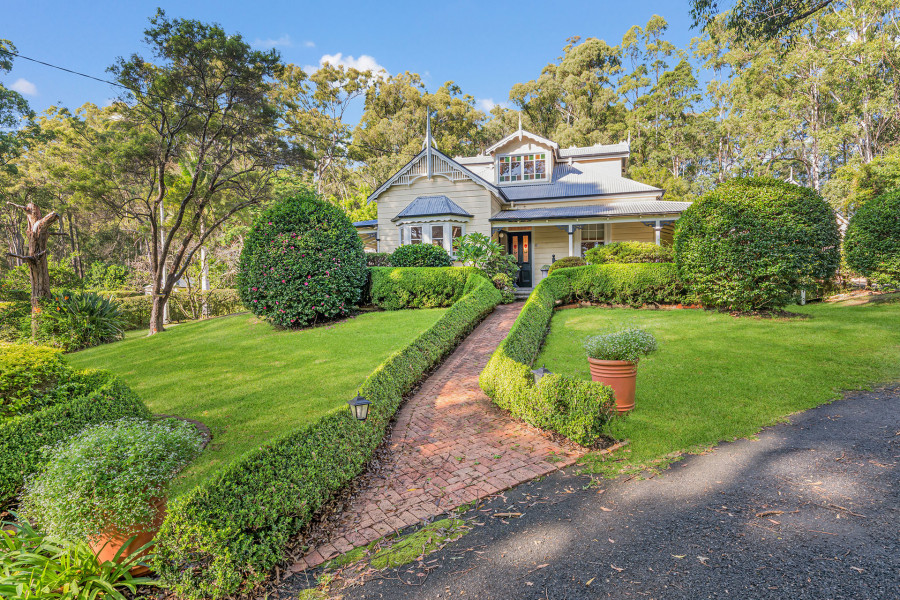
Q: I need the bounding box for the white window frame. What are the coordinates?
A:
[397,221,467,257]
[497,152,549,185]
[578,223,608,258]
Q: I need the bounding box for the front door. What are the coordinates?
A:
[508,232,532,288]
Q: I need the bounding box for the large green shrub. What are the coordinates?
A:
[548,256,586,274]
[153,271,501,598]
[674,178,841,310]
[0,344,70,421]
[550,263,688,307]
[390,243,452,267]
[21,418,203,542]
[844,189,900,288]
[85,262,131,290]
[0,301,29,342]
[479,275,616,445]
[585,241,673,264]
[369,267,476,310]
[0,372,151,503]
[365,252,393,267]
[238,191,367,328]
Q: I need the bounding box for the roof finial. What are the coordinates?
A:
[518,112,523,141]
[425,110,433,179]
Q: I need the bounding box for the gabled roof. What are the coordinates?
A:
[490,200,691,222]
[353,219,378,228]
[558,142,630,158]
[392,195,473,222]
[367,147,502,203]
[483,129,559,156]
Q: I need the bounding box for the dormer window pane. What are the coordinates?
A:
[498,153,547,184]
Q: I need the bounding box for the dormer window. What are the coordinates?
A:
[499,153,547,183]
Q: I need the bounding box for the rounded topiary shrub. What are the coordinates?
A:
[673,177,841,310]
[548,256,586,274]
[238,190,367,328]
[844,189,900,288]
[391,243,452,267]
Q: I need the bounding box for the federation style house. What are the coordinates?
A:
[355,118,691,289]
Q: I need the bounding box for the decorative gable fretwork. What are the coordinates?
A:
[396,153,471,187]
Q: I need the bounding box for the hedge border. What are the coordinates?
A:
[549,263,689,307]
[479,274,616,446]
[153,270,502,598]
[369,267,479,310]
[0,371,151,503]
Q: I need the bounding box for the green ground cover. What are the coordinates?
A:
[68,310,446,493]
[536,295,900,475]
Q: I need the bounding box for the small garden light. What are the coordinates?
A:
[531,365,552,384]
[347,393,371,422]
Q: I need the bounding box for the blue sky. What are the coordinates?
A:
[4,0,700,123]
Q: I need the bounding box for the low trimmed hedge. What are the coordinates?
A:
[117,289,243,330]
[550,263,689,307]
[1,344,70,421]
[547,256,586,274]
[153,270,501,598]
[369,267,478,310]
[479,275,615,445]
[0,370,151,503]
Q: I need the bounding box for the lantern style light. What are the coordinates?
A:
[531,365,552,384]
[348,393,371,422]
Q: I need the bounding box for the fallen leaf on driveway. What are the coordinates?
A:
[672,555,686,559]
[608,538,615,543]
[756,510,784,518]
[492,512,523,518]
[851,567,865,573]
[525,582,533,586]
[586,577,595,586]
[536,564,549,569]
[698,556,710,565]
[600,506,613,512]
[611,564,624,572]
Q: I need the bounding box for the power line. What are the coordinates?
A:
[0,49,397,156]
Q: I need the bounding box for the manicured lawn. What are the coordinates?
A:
[68,310,447,493]
[536,294,900,476]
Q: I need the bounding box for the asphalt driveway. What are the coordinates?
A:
[339,385,900,600]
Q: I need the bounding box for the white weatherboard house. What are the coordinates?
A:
[356,118,691,289]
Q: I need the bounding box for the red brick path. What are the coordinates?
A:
[290,303,585,571]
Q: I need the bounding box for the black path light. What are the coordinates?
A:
[531,365,552,384]
[348,393,372,422]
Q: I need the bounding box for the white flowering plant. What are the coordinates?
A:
[20,418,203,542]
[584,328,658,363]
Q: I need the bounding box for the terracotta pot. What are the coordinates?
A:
[588,358,637,413]
[89,498,167,575]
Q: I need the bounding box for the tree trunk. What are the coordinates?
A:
[200,220,209,319]
[7,202,60,337]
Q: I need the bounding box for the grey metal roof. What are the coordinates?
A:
[558,142,630,158]
[353,219,377,228]
[502,163,662,201]
[490,200,692,222]
[455,155,492,165]
[392,195,473,222]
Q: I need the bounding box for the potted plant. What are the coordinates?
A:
[584,328,658,413]
[20,418,202,574]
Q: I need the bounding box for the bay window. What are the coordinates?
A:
[397,222,466,255]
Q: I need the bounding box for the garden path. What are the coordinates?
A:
[290,302,585,571]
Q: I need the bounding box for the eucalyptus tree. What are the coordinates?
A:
[107,10,298,334]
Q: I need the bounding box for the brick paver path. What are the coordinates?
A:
[291,303,585,572]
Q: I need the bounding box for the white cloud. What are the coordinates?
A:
[308,53,388,76]
[10,78,37,96]
[476,98,510,112]
[252,35,293,49]
[304,40,316,48]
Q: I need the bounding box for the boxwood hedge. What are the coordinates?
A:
[369,267,479,310]
[549,263,688,307]
[0,370,151,503]
[479,275,616,446]
[153,270,501,598]
[844,189,900,287]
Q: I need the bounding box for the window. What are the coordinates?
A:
[410,226,422,244]
[452,225,463,244]
[580,224,605,257]
[431,225,445,248]
[499,153,547,183]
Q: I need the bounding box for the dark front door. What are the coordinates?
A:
[508,232,532,288]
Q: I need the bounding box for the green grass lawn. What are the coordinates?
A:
[68,310,446,493]
[536,294,900,476]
